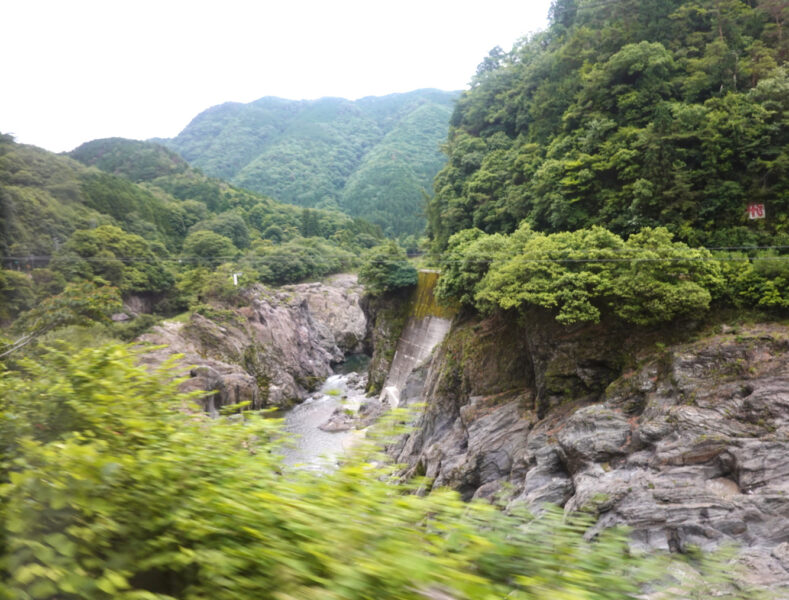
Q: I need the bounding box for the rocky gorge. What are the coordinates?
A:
[388,308,789,595]
[139,274,367,412]
[140,273,789,595]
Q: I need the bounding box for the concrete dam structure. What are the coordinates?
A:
[380,270,454,406]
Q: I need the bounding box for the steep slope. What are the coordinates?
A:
[389,307,789,594]
[139,275,367,410]
[427,0,788,250]
[0,135,385,326]
[0,134,177,256]
[69,137,190,183]
[161,89,458,235]
[341,102,452,236]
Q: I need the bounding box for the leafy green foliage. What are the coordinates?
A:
[0,281,122,358]
[435,227,512,307]
[0,344,753,599]
[0,137,116,257]
[440,225,724,325]
[358,242,419,296]
[427,1,789,251]
[717,251,789,309]
[70,138,190,182]
[181,230,238,266]
[189,210,251,249]
[13,281,122,334]
[247,237,357,286]
[0,270,35,322]
[78,172,178,245]
[339,102,454,235]
[51,225,174,295]
[163,90,459,235]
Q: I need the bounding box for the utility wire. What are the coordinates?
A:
[3,245,789,264]
[3,255,789,266]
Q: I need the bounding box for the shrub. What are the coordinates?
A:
[441,225,724,325]
[358,242,418,296]
[181,230,238,267]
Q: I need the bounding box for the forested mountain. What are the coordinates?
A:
[0,135,384,322]
[427,0,788,251]
[160,89,458,236]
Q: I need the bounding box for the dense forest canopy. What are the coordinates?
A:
[161,90,458,236]
[427,0,788,252]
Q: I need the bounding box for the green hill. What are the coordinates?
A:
[0,135,178,257]
[160,89,458,236]
[0,135,384,323]
[427,0,788,251]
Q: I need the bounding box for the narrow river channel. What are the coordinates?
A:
[281,354,370,469]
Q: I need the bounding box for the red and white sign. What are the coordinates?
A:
[748,203,766,219]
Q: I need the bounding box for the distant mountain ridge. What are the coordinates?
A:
[159,89,459,236]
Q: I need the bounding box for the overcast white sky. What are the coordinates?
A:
[1,0,552,153]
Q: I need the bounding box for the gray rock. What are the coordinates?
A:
[557,406,631,472]
[319,408,355,432]
[138,276,367,410]
[392,316,789,593]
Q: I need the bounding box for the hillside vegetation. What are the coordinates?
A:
[429,0,788,325]
[0,135,385,329]
[428,0,787,251]
[161,89,458,235]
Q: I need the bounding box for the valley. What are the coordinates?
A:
[1,0,788,597]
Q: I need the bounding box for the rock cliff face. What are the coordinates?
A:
[139,274,366,411]
[392,310,789,593]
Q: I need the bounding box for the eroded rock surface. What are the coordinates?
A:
[138,275,366,410]
[393,316,789,594]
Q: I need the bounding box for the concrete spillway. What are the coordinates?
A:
[380,271,454,406]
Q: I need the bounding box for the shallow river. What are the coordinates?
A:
[281,355,370,469]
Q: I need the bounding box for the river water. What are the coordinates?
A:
[281,354,370,469]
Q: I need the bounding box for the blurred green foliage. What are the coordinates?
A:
[0,344,758,599]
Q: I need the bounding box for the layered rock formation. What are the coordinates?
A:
[139,274,366,411]
[391,311,789,593]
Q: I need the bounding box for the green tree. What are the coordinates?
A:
[358,242,418,296]
[0,281,121,358]
[0,270,35,323]
[435,228,511,307]
[460,226,724,325]
[427,0,787,252]
[190,210,251,249]
[53,225,174,296]
[181,230,238,266]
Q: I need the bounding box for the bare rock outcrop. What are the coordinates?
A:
[138,276,366,411]
[393,314,789,594]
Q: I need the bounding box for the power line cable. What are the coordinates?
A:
[6,246,789,263]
